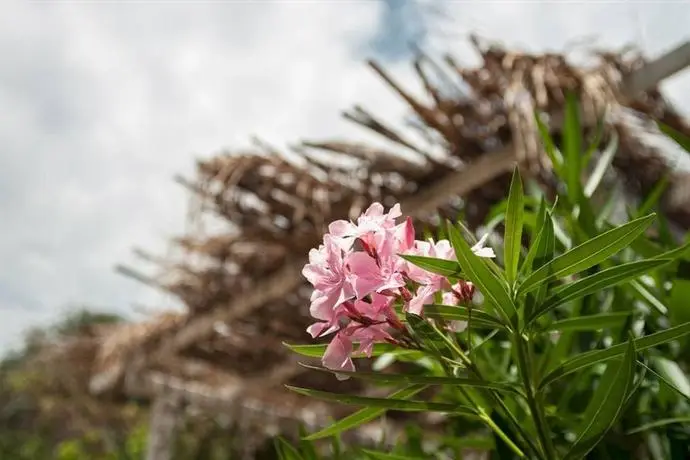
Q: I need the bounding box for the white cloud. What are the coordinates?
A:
[1,1,688,352]
[0,1,422,351]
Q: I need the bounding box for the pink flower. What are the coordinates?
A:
[345,250,405,300]
[322,333,356,377]
[303,202,494,378]
[302,234,355,320]
[324,326,393,380]
[320,294,396,378]
[441,282,475,333]
[403,235,494,315]
[404,239,454,314]
[408,284,438,315]
[328,202,402,252]
[405,239,455,285]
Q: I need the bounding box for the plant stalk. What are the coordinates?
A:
[438,358,527,459]
[480,412,526,458]
[434,324,543,458]
[515,334,557,460]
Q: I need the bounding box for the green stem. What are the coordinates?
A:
[437,358,527,459]
[433,324,543,458]
[480,412,526,458]
[515,334,557,460]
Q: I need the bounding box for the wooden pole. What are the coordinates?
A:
[145,394,182,460]
[623,41,690,96]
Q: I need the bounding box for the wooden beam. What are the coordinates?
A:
[152,147,516,357]
[623,41,690,96]
[145,394,182,460]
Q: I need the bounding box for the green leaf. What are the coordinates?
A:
[398,254,461,277]
[520,197,549,277]
[651,356,690,400]
[361,450,422,460]
[582,114,606,168]
[563,91,583,201]
[670,278,690,334]
[658,120,690,153]
[627,417,690,435]
[535,111,563,175]
[287,385,477,415]
[637,175,670,217]
[284,342,395,359]
[524,208,556,322]
[527,259,671,325]
[545,312,631,332]
[584,130,618,198]
[651,240,690,262]
[300,385,427,440]
[563,338,636,460]
[447,222,515,321]
[274,437,304,460]
[519,213,656,294]
[504,167,524,284]
[630,280,668,315]
[424,304,507,330]
[540,321,690,389]
[297,425,319,460]
[299,363,524,396]
[405,312,455,359]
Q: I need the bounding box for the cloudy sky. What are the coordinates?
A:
[1,0,689,352]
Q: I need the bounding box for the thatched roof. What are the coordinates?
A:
[37,37,690,451]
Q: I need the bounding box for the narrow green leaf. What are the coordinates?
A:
[300,385,427,440]
[297,425,319,460]
[545,312,631,332]
[520,197,548,277]
[519,214,656,294]
[287,385,477,415]
[584,131,618,198]
[405,312,455,359]
[563,91,583,200]
[274,437,304,460]
[630,280,668,315]
[563,338,636,460]
[424,304,507,330]
[658,120,690,153]
[596,183,622,228]
[299,363,524,396]
[361,450,422,460]
[527,259,671,325]
[627,417,690,435]
[637,175,670,217]
[535,111,563,175]
[525,209,556,322]
[582,114,606,168]
[540,321,690,389]
[651,240,690,262]
[669,278,690,331]
[651,356,690,400]
[284,342,395,359]
[398,254,461,277]
[447,222,515,321]
[504,167,524,283]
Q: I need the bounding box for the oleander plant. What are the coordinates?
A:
[282,105,690,460]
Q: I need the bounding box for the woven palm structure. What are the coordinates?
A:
[33,37,690,458]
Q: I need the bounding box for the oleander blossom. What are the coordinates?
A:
[301,202,495,376]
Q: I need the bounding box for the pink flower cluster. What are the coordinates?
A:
[302,203,495,377]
